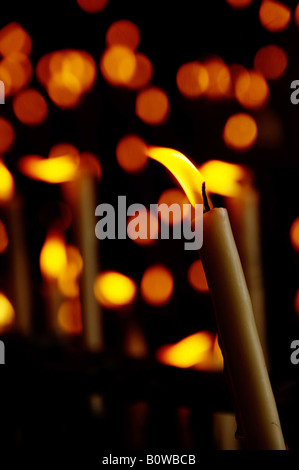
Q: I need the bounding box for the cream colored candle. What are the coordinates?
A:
[200,206,284,449]
[146,146,285,450]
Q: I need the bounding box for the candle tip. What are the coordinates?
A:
[202,182,210,212]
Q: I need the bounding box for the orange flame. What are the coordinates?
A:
[94,271,137,309]
[39,232,67,280]
[0,292,15,332]
[0,160,15,202]
[198,160,251,197]
[156,331,223,371]
[146,147,206,207]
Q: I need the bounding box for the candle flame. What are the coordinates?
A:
[40,232,68,280]
[0,160,15,202]
[198,160,252,197]
[156,331,223,371]
[0,292,15,332]
[19,154,80,183]
[146,146,206,207]
[94,271,137,309]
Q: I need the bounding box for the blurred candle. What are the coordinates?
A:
[0,160,32,335]
[147,146,285,450]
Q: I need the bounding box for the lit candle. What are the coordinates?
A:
[0,160,32,335]
[19,150,104,351]
[147,146,285,450]
[199,160,268,366]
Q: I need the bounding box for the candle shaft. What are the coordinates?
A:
[200,207,285,449]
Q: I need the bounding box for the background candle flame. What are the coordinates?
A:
[198,160,252,197]
[0,160,15,202]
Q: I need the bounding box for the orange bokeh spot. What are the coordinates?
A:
[57,245,83,298]
[235,70,269,109]
[295,3,299,27]
[116,134,148,173]
[13,88,48,125]
[0,220,8,254]
[58,299,83,334]
[176,61,209,98]
[125,53,153,90]
[0,292,15,333]
[0,22,32,57]
[203,56,231,99]
[158,188,190,225]
[76,0,108,13]
[188,259,209,293]
[254,45,287,80]
[0,117,15,153]
[259,0,291,32]
[94,271,137,309]
[127,208,159,245]
[100,45,136,86]
[140,265,174,306]
[135,86,170,125]
[223,113,258,151]
[226,0,253,7]
[0,53,32,96]
[106,20,140,51]
[290,217,299,252]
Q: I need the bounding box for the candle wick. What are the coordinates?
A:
[202,182,210,213]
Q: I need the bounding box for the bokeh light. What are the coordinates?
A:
[127,208,159,245]
[0,117,15,153]
[290,217,299,252]
[188,259,209,293]
[202,56,231,99]
[0,220,8,254]
[39,233,68,280]
[106,20,140,51]
[254,45,287,80]
[125,53,153,90]
[0,160,15,202]
[0,53,32,96]
[116,134,148,173]
[176,61,209,98]
[13,88,48,125]
[235,70,269,109]
[100,45,136,86]
[140,265,174,306]
[57,299,83,334]
[0,292,15,333]
[0,22,32,56]
[135,86,170,125]
[259,0,291,32]
[76,0,108,13]
[94,271,137,309]
[57,245,83,298]
[223,113,258,150]
[19,153,80,184]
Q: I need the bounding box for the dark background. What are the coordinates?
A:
[0,0,299,458]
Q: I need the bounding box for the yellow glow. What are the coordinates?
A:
[57,245,83,298]
[18,154,80,183]
[0,160,15,202]
[193,335,224,372]
[0,220,8,253]
[40,233,68,280]
[94,271,137,309]
[58,299,82,334]
[0,292,15,332]
[140,265,174,306]
[187,259,209,293]
[156,332,214,368]
[198,160,249,197]
[147,147,206,207]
